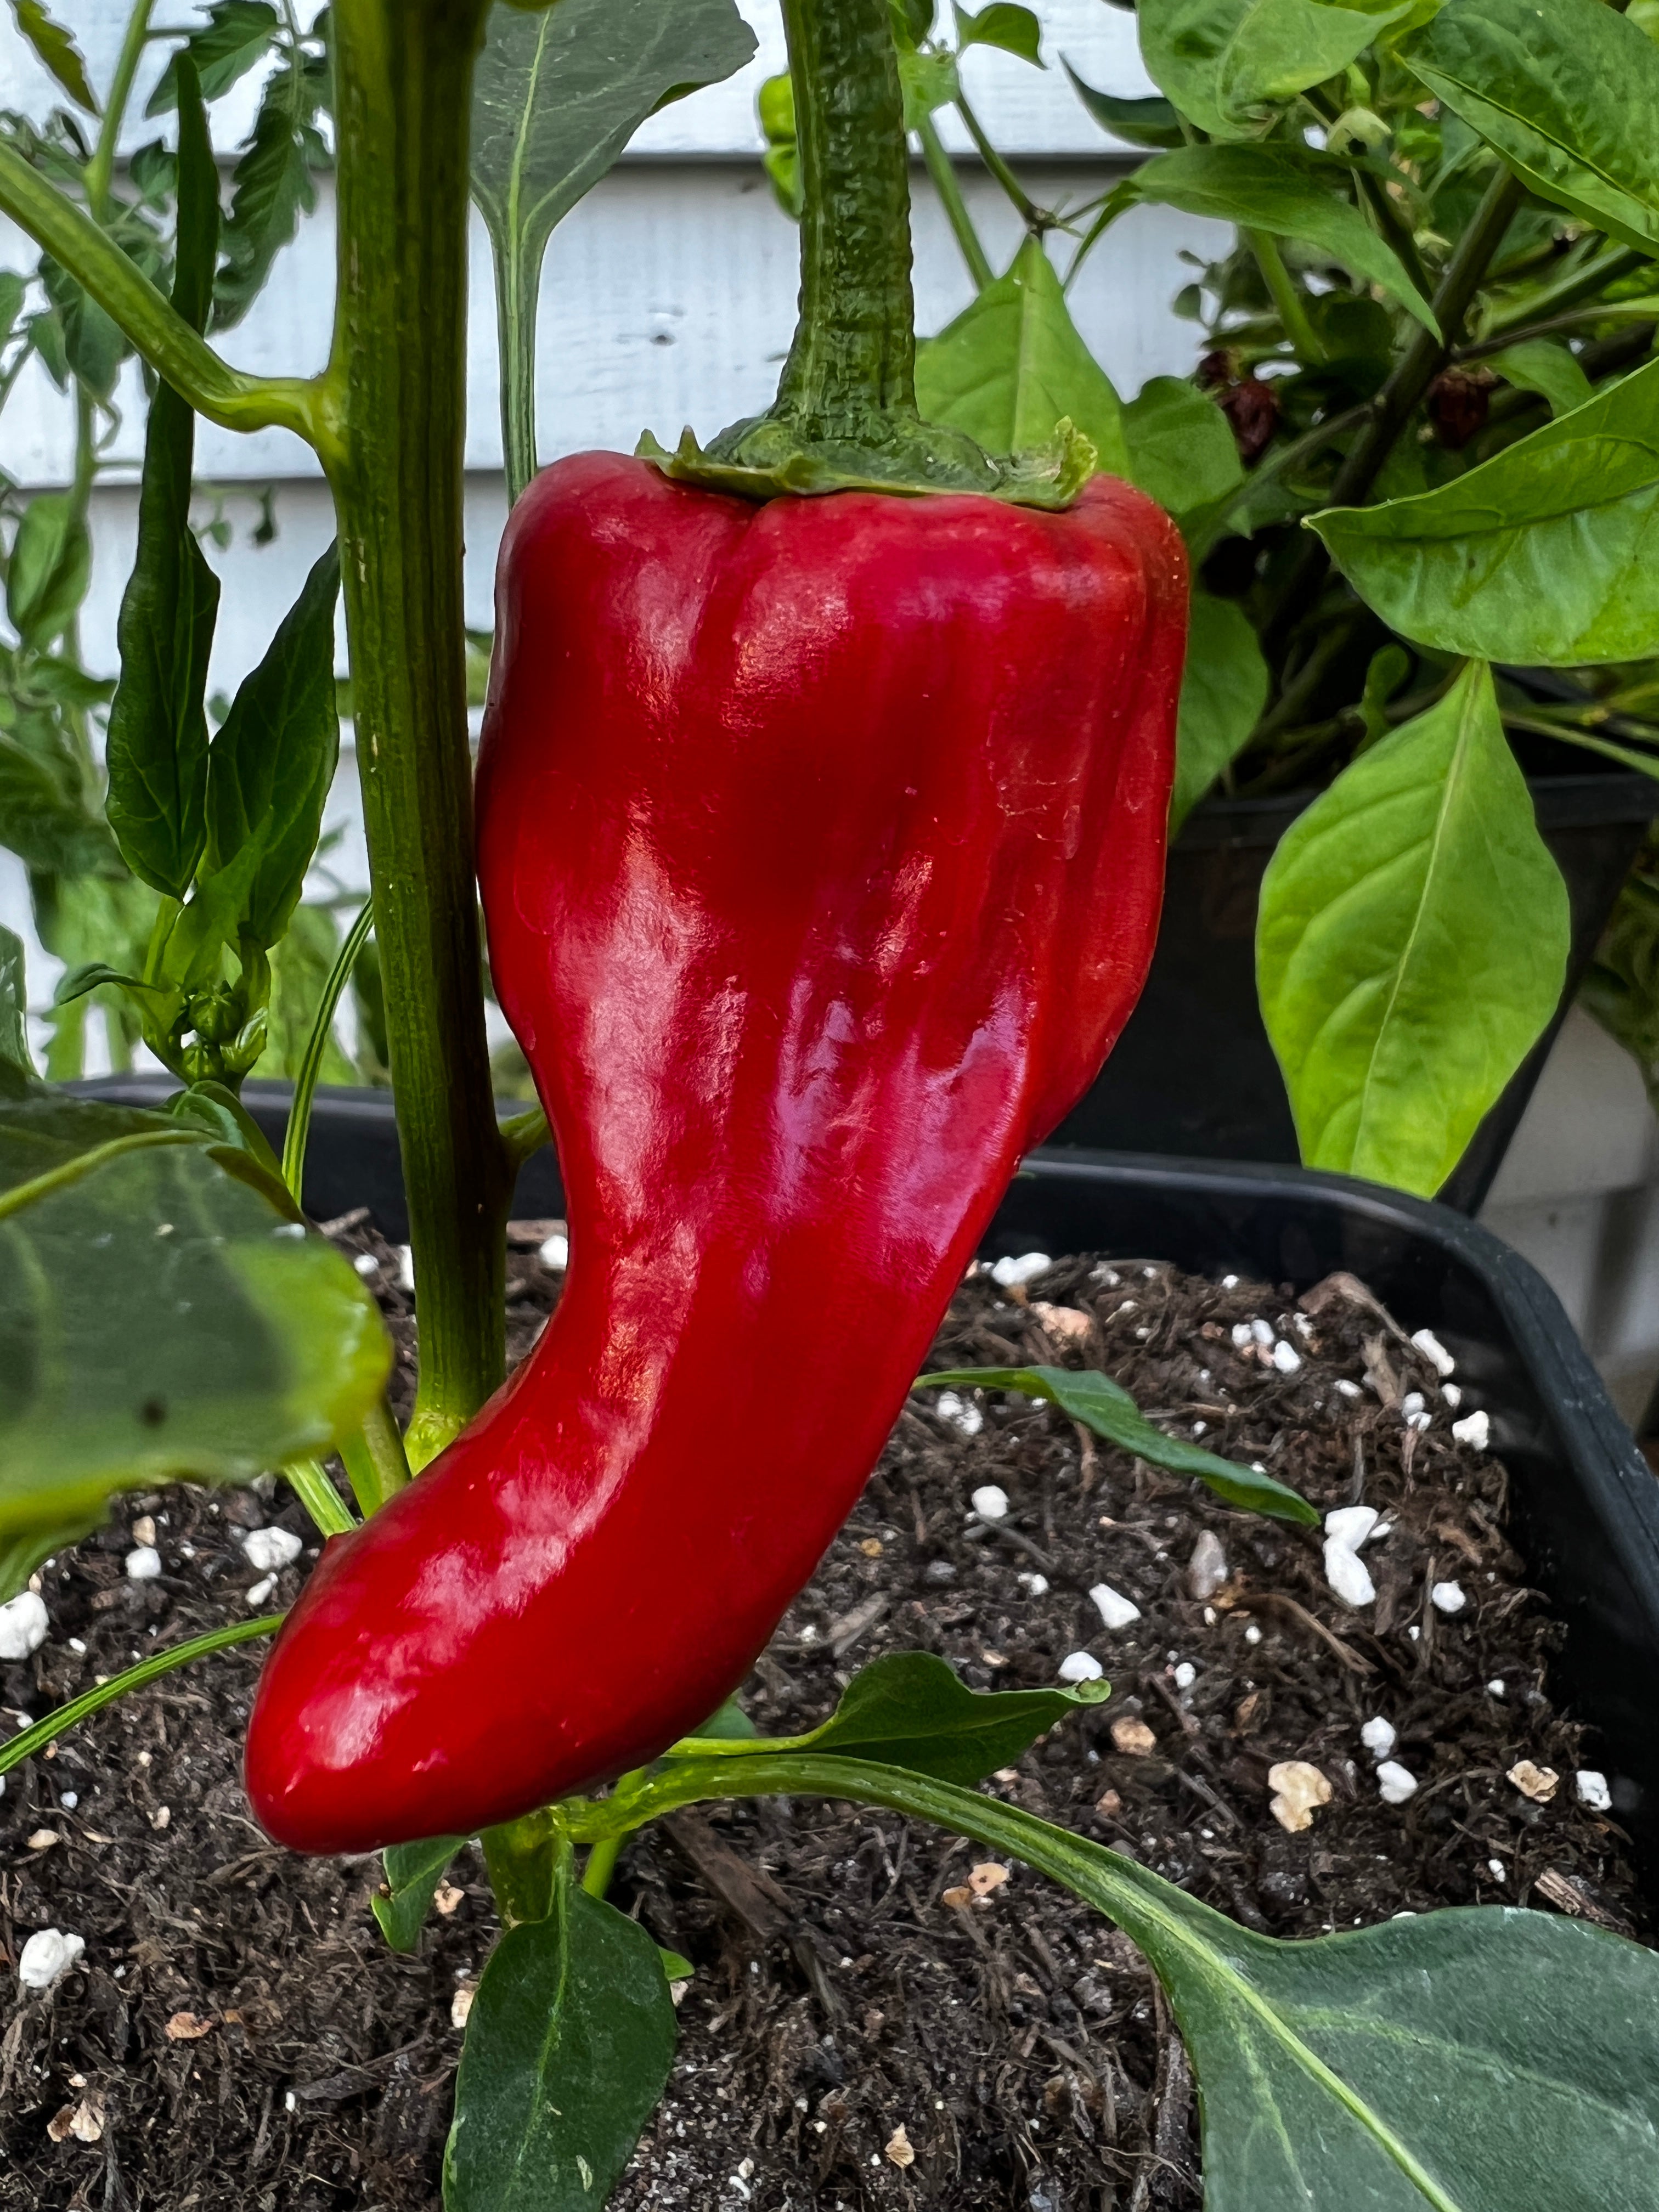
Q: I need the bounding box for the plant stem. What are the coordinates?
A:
[578,1768,647,1898]
[284,1455,358,1536]
[1479,242,1646,340]
[915,112,994,289]
[340,1398,411,1513]
[0,1616,282,1779]
[0,140,324,445]
[281,895,374,1204]
[953,86,1041,230]
[1263,168,1525,654]
[771,0,919,433]
[1244,228,1325,366]
[85,0,156,220]
[326,0,509,1468]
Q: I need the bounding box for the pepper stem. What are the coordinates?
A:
[644,0,1090,505]
[770,0,918,437]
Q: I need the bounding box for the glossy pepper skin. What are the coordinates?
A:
[245,451,1187,1854]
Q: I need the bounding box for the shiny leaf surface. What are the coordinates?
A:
[1257,661,1570,1195]
[1311,357,1659,665]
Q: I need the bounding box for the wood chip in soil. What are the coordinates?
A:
[1,1229,1645,2210]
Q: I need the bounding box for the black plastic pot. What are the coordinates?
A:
[1052,762,1656,1214]
[72,1079,1659,1880]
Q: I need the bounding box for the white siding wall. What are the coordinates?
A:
[4,2,1657,1421]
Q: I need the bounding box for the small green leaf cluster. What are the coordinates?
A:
[0,12,375,1094]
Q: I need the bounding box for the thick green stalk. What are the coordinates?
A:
[772,0,918,432]
[326,0,509,1466]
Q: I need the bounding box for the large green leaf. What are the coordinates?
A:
[1121,375,1244,519]
[472,0,757,503]
[1405,0,1659,256]
[444,1877,676,2212]
[916,236,1130,475]
[727,1760,1659,2212]
[202,544,341,951]
[669,1650,1110,1778]
[1113,143,1438,334]
[1310,356,1659,665]
[1257,661,1570,1196]
[104,61,221,902]
[0,1081,391,1544]
[919,1364,1318,1521]
[1137,0,1415,141]
[1172,589,1268,830]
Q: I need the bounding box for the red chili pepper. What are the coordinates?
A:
[244,450,1186,1852]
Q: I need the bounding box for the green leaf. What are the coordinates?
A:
[4,492,90,650]
[794,1764,1659,2212]
[37,253,124,402]
[1257,661,1570,1197]
[1310,355,1659,665]
[444,1881,676,2212]
[104,61,221,902]
[1064,62,1184,147]
[691,1694,759,1741]
[758,70,802,218]
[669,1650,1110,1779]
[916,236,1130,475]
[0,727,119,877]
[146,0,280,114]
[7,0,98,114]
[1171,590,1268,830]
[1114,143,1438,335]
[213,44,328,331]
[202,544,340,951]
[0,923,32,1079]
[898,43,960,127]
[1121,374,1244,517]
[0,266,27,349]
[1487,337,1593,422]
[1405,0,1659,257]
[1137,0,1414,142]
[374,1835,465,1954]
[0,1083,391,1546]
[472,0,757,503]
[919,1366,1319,1521]
[954,2,1042,64]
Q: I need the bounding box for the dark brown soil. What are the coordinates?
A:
[1,1227,1645,2211]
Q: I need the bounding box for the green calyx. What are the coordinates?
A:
[636,419,1096,507]
[640,0,1083,509]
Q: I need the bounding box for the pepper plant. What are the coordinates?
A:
[2,2,1659,2207]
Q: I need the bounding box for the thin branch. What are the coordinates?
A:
[0,138,330,453]
[916,112,994,290]
[1262,169,1526,654]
